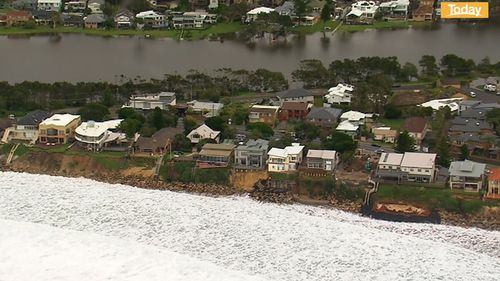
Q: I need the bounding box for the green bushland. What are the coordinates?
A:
[375,184,499,214]
[299,176,364,200]
[160,161,230,185]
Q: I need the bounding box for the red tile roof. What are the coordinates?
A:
[489,168,500,181]
[401,117,427,133]
[6,10,32,18]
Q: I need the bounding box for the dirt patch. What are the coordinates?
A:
[122,167,155,178]
[390,91,428,106]
[231,169,269,192]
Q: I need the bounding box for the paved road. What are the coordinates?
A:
[358,142,395,154]
[463,87,500,104]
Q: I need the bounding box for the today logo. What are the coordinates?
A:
[441,2,489,19]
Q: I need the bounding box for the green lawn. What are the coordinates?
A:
[0,23,244,40]
[375,184,499,214]
[340,21,410,32]
[289,20,339,34]
[377,118,405,130]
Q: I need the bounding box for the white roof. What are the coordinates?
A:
[380,0,409,8]
[189,101,223,111]
[136,10,163,18]
[247,7,275,15]
[340,110,366,121]
[40,114,80,127]
[268,147,287,158]
[400,152,437,169]
[75,119,123,137]
[307,149,336,160]
[373,127,392,131]
[285,144,304,155]
[336,120,359,131]
[379,153,404,166]
[251,105,280,110]
[419,98,463,112]
[188,124,220,139]
[38,0,61,3]
[268,144,304,158]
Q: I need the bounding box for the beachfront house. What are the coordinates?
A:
[8,110,51,142]
[38,114,81,145]
[346,1,379,24]
[135,127,182,155]
[246,7,275,22]
[267,143,305,172]
[75,119,124,151]
[487,168,500,199]
[234,139,269,169]
[84,13,105,29]
[5,10,32,26]
[187,124,220,144]
[376,152,437,183]
[136,10,166,28]
[196,143,236,168]
[448,160,486,192]
[114,9,135,28]
[379,0,410,19]
[305,149,338,172]
[172,11,217,29]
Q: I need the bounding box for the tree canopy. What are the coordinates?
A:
[395,131,416,153]
[77,103,110,122]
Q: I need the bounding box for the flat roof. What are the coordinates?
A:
[75,120,122,137]
[400,152,436,169]
[379,153,404,166]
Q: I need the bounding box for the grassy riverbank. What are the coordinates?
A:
[374,184,500,214]
[0,20,432,40]
[0,22,243,40]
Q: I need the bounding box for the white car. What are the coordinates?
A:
[470,91,477,98]
[484,84,497,92]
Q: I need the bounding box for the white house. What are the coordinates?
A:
[75,119,123,150]
[267,143,304,172]
[335,120,359,137]
[136,10,166,28]
[306,149,338,172]
[340,110,370,126]
[187,124,220,144]
[325,83,354,105]
[246,7,275,22]
[379,0,410,18]
[347,1,379,20]
[419,98,463,112]
[37,0,61,11]
[124,92,176,110]
[187,100,223,117]
[87,0,104,14]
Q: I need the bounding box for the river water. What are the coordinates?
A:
[1,23,500,83]
[0,172,499,280]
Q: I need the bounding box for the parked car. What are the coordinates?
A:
[484,84,497,92]
[470,91,477,98]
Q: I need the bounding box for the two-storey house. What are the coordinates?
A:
[267,143,304,172]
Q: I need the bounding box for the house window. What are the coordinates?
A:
[410,168,414,172]
[418,169,422,172]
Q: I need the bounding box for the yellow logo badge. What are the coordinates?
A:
[441,2,489,19]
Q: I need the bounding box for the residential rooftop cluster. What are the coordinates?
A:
[0,0,465,32]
